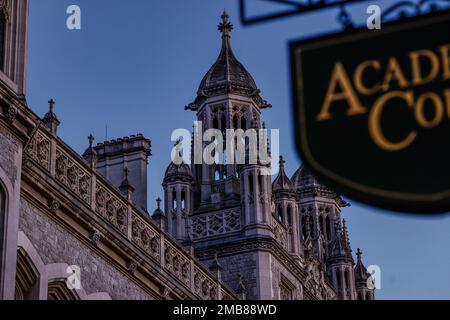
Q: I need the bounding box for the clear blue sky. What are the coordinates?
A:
[26,0,450,299]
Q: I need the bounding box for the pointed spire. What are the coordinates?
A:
[119,166,135,199]
[186,11,270,111]
[354,248,369,282]
[152,197,165,218]
[43,98,60,135]
[82,133,97,168]
[272,156,294,192]
[279,155,285,168]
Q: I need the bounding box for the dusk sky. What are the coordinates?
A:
[26,0,450,299]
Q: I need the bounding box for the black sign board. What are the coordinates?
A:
[290,10,450,213]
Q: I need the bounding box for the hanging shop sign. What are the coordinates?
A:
[290,10,450,213]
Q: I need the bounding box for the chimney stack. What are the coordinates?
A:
[94,134,151,211]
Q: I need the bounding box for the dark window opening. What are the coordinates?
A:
[181,190,186,209]
[172,190,177,209]
[277,205,283,223]
[287,205,292,225]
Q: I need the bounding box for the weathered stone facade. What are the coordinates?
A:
[19,199,152,300]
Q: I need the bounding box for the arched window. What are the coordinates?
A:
[48,281,80,300]
[319,215,324,236]
[257,174,263,192]
[181,190,186,209]
[0,10,5,70]
[214,169,220,181]
[172,190,177,209]
[213,116,218,129]
[277,205,283,223]
[344,269,350,292]
[15,249,39,300]
[286,205,292,225]
[325,215,332,240]
[335,270,341,291]
[233,115,239,130]
[240,117,246,131]
[221,114,226,133]
[301,217,307,241]
[248,173,253,193]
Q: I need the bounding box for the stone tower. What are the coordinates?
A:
[157,12,373,300]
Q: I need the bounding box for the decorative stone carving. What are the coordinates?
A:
[90,229,102,246]
[0,0,9,20]
[48,197,60,213]
[55,147,91,203]
[164,241,190,286]
[5,105,17,123]
[96,182,127,234]
[272,217,288,250]
[25,130,51,172]
[193,266,218,300]
[130,213,160,260]
[161,286,171,300]
[191,209,241,240]
[0,126,18,183]
[127,261,137,275]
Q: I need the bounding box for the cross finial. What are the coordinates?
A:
[88,134,94,147]
[156,197,161,209]
[356,248,363,260]
[218,10,233,37]
[48,98,55,112]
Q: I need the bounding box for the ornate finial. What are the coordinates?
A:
[156,197,161,209]
[218,10,233,37]
[48,98,55,112]
[124,166,129,179]
[88,134,94,148]
[279,155,285,167]
[356,248,363,260]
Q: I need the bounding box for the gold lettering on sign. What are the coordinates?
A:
[409,49,440,86]
[368,91,417,151]
[440,45,450,80]
[316,62,367,121]
[382,58,409,91]
[314,43,450,152]
[354,60,382,95]
[414,92,444,128]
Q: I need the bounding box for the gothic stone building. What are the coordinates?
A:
[0,1,374,300]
